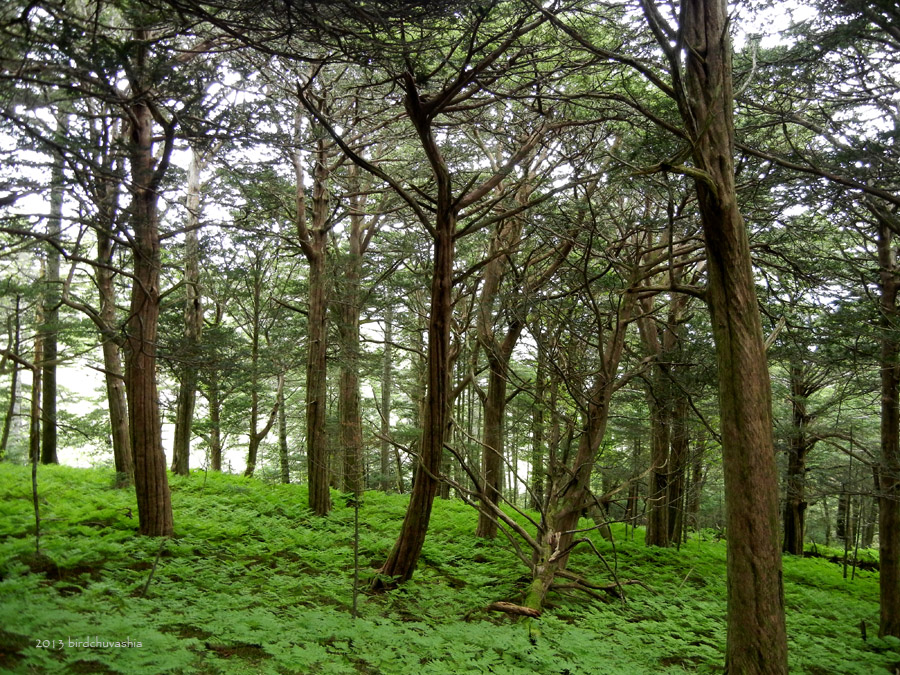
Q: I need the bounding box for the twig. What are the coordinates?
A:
[140,538,168,598]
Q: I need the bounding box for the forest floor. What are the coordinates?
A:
[0,463,895,674]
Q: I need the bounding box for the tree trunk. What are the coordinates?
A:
[337,173,365,496]
[675,0,788,668]
[95,171,133,481]
[40,140,64,466]
[876,218,900,637]
[530,338,546,510]
[208,379,222,472]
[782,363,813,555]
[172,147,205,476]
[305,240,330,511]
[380,305,393,491]
[374,196,454,586]
[1,297,22,460]
[524,288,637,610]
[30,323,43,469]
[244,268,264,478]
[278,373,290,483]
[667,394,689,544]
[124,85,173,537]
[293,112,333,515]
[476,329,521,537]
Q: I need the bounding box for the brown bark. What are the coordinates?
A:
[670,0,788,668]
[876,217,900,637]
[374,207,454,586]
[208,378,222,472]
[94,157,133,481]
[293,112,333,515]
[475,327,521,537]
[277,373,290,483]
[782,363,816,555]
[124,78,173,536]
[40,141,64,466]
[31,322,43,469]
[336,163,369,496]
[530,338,547,510]
[524,286,637,610]
[1,297,21,460]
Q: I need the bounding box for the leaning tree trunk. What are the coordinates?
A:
[374,209,454,587]
[523,288,637,610]
[675,0,788,668]
[124,91,173,537]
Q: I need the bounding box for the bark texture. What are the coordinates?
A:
[40,143,64,466]
[876,216,900,637]
[673,0,788,669]
[124,82,174,537]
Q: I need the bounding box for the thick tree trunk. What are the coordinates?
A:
[676,0,788,668]
[40,144,64,466]
[172,147,205,476]
[337,183,365,496]
[306,243,330,511]
[877,219,900,637]
[374,210,454,587]
[124,91,173,537]
[293,116,333,515]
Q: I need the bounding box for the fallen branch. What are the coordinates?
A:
[486,602,541,618]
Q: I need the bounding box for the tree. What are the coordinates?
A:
[656,0,788,668]
[171,146,208,476]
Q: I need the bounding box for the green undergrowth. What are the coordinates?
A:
[0,464,894,673]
